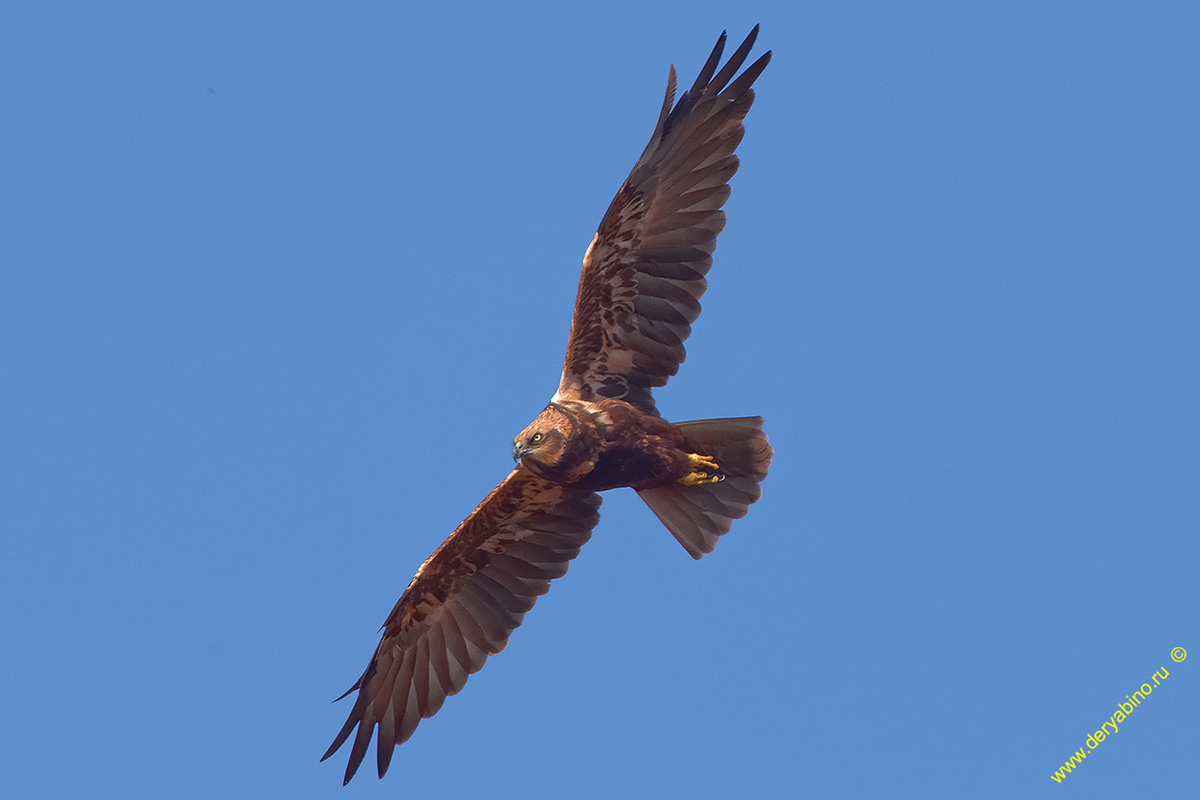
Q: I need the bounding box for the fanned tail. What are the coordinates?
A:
[638,416,772,558]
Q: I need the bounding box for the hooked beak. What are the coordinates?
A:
[512,443,531,463]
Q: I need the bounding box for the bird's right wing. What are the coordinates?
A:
[322,468,601,784]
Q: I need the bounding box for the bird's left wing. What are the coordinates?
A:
[555,27,771,413]
[322,468,601,784]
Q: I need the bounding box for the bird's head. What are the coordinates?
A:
[512,402,601,483]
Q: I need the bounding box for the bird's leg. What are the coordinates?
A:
[679,452,724,485]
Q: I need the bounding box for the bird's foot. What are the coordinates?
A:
[679,453,724,485]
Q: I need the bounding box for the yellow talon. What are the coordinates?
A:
[680,452,723,485]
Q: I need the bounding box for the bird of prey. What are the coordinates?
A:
[324,27,773,784]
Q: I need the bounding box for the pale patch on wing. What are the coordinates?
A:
[557,27,771,413]
[322,469,601,784]
[605,348,636,374]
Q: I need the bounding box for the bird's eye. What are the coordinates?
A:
[530,433,543,444]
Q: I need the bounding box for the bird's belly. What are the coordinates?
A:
[576,446,678,493]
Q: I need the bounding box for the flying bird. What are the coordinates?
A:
[324,27,773,784]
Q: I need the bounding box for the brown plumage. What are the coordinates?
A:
[323,27,773,784]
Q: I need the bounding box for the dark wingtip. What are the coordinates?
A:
[342,745,367,785]
[687,29,728,97]
[320,725,350,763]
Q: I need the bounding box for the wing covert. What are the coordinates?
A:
[556,27,771,412]
[322,469,601,784]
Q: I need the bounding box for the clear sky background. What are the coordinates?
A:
[2,2,1197,798]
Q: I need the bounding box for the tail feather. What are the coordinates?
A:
[638,416,772,558]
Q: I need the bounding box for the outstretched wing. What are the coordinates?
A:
[555,27,771,413]
[322,469,601,784]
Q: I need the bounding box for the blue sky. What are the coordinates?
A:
[2,2,1197,797]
